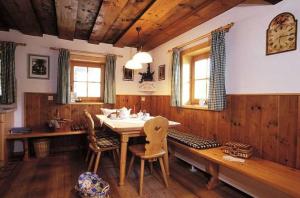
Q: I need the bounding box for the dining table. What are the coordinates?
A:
[96,114,180,186]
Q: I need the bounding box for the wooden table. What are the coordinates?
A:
[96,115,180,186]
[6,130,86,160]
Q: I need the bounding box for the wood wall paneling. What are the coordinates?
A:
[24,93,112,130]
[25,93,300,169]
[297,96,300,169]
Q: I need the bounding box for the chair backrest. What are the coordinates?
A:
[143,116,169,156]
[84,110,99,149]
[84,110,95,136]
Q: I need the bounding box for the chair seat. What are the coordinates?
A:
[96,136,120,148]
[129,144,166,159]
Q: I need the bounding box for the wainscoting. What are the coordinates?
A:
[24,93,300,169]
[24,92,113,130]
[115,94,300,170]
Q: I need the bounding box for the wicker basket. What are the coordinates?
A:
[223,142,253,159]
[34,139,50,158]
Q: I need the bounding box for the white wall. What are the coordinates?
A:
[0,30,150,127]
[150,0,300,95]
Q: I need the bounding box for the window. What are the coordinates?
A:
[181,42,211,107]
[191,54,210,104]
[70,61,104,102]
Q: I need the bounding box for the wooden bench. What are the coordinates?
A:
[168,139,300,198]
[5,130,86,161]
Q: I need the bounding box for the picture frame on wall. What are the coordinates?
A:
[123,66,134,81]
[28,54,50,79]
[158,64,165,81]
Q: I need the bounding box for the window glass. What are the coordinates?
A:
[88,82,101,97]
[74,66,88,82]
[88,67,101,82]
[72,62,103,100]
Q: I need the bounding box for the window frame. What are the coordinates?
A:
[190,52,210,105]
[180,41,211,107]
[70,60,105,102]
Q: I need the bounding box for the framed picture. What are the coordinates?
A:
[28,54,50,79]
[123,66,134,81]
[158,65,165,80]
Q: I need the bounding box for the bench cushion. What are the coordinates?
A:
[168,129,220,149]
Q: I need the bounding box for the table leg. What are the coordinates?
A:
[23,139,29,161]
[119,135,129,186]
[206,161,219,190]
[163,139,170,175]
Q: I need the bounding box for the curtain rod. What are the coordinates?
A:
[0,41,26,46]
[167,22,234,53]
[49,47,123,58]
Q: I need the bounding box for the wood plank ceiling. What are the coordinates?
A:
[0,0,282,51]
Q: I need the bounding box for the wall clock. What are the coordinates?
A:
[266,12,297,55]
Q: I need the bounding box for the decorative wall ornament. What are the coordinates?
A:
[123,66,134,81]
[28,54,50,79]
[138,64,154,83]
[158,65,165,80]
[138,82,155,92]
[266,12,297,55]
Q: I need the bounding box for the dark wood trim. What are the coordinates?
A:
[70,60,105,102]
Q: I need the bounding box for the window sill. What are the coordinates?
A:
[70,102,104,105]
[181,104,208,110]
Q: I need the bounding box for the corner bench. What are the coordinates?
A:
[168,139,300,198]
[5,130,87,161]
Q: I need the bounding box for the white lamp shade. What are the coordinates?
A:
[125,59,143,69]
[133,51,153,64]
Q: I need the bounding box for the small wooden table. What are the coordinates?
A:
[6,130,86,161]
[96,115,180,186]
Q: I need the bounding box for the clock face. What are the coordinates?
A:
[267,12,297,55]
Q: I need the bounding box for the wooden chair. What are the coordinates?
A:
[84,110,120,173]
[127,116,169,196]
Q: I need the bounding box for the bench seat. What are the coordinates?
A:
[168,139,300,198]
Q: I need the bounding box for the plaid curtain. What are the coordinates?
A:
[56,48,70,104]
[0,41,16,104]
[171,48,181,107]
[104,54,116,104]
[208,30,226,111]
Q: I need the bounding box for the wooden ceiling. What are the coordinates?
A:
[0,0,282,51]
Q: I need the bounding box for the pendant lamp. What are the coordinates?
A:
[133,27,153,64]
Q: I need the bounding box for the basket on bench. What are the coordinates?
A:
[223,142,253,159]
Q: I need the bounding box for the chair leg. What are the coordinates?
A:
[93,152,101,173]
[127,155,135,178]
[139,159,145,196]
[149,161,153,174]
[85,149,91,163]
[112,150,119,167]
[88,152,95,171]
[158,157,169,187]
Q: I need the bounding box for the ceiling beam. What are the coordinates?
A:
[55,0,79,40]
[74,0,102,40]
[116,0,246,51]
[264,0,283,4]
[240,0,283,5]
[114,0,210,48]
[0,0,42,36]
[31,0,57,36]
[102,0,155,44]
[89,0,129,44]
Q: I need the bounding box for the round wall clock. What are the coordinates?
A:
[266,12,297,55]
